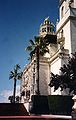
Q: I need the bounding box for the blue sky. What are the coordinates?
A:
[0,0,59,102]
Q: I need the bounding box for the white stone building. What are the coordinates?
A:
[20,0,76,104]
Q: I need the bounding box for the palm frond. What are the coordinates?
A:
[10,71,14,74]
[9,74,14,79]
[34,36,40,44]
[27,57,31,61]
[29,39,34,45]
[30,49,35,57]
[17,72,23,80]
[15,64,21,70]
[26,46,33,51]
[9,64,21,80]
[9,71,14,79]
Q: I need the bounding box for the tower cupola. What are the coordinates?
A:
[39,17,55,37]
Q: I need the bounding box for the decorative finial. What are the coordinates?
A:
[45,16,49,21]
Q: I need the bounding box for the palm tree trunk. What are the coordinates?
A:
[13,78,16,103]
[36,46,40,95]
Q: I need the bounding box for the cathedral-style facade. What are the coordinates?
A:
[20,0,76,104]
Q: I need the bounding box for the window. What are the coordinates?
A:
[50,25,54,33]
[61,6,64,18]
[61,29,63,37]
[42,28,46,32]
[26,90,30,99]
[47,27,50,32]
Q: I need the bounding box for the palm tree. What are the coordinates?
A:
[9,64,22,103]
[8,95,13,103]
[26,36,49,95]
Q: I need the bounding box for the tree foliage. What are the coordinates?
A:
[49,52,76,94]
[9,64,22,103]
[26,36,49,95]
[26,36,49,60]
[8,96,14,103]
[8,95,20,103]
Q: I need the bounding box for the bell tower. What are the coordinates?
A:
[56,0,76,54]
[39,17,55,37]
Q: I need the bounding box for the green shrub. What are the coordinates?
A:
[30,95,50,115]
[48,95,73,115]
[30,95,73,115]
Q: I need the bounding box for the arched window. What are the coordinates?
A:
[61,29,63,37]
[50,24,54,33]
[42,28,46,32]
[61,6,64,18]
[26,90,30,99]
[47,27,50,32]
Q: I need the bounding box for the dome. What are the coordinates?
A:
[44,17,50,25]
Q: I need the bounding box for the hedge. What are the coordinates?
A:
[29,95,74,115]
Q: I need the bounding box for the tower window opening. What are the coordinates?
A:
[50,25,54,33]
[47,27,50,32]
[44,21,46,24]
[61,6,64,18]
[46,20,50,25]
[42,28,46,32]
